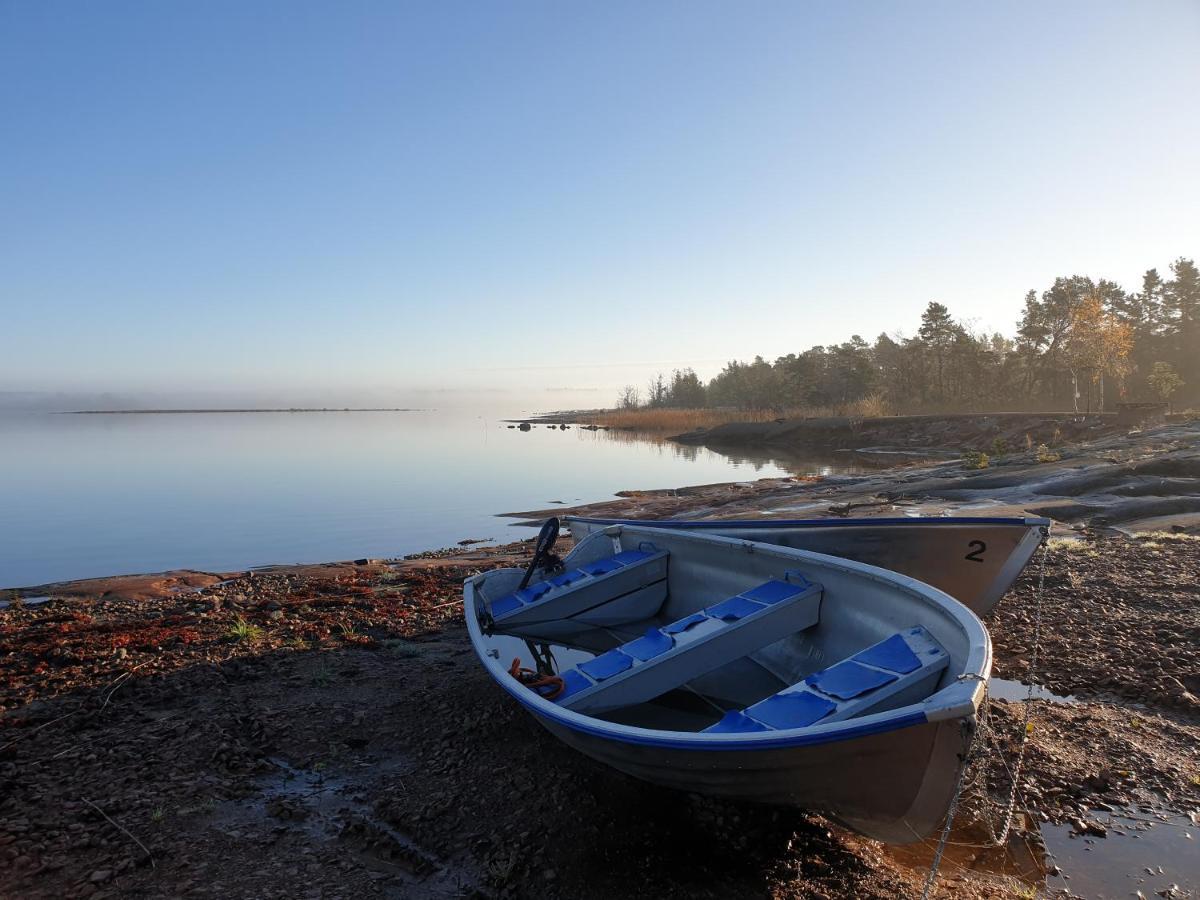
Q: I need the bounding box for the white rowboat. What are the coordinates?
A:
[464,524,990,843]
[565,515,1050,616]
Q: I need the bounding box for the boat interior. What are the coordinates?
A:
[471,527,965,734]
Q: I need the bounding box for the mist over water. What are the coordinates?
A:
[0,410,867,588]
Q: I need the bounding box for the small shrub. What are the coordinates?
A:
[962,450,990,470]
[991,437,1009,458]
[227,616,263,642]
[1035,443,1061,463]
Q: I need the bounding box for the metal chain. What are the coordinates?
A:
[920,720,976,900]
[974,528,1051,846]
[921,527,1051,896]
[988,529,1050,845]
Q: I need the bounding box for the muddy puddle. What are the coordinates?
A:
[988,677,1078,705]
[888,802,1200,898]
[0,594,50,610]
[1044,805,1199,898]
[212,756,482,897]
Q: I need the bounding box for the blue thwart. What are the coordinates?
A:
[854,633,923,674]
[579,649,634,681]
[809,661,898,700]
[705,596,766,622]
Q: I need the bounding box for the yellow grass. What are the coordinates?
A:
[1047,537,1095,554]
[584,396,891,434]
[583,407,782,433]
[1133,531,1200,543]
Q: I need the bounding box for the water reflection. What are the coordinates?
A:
[570,425,895,477]
[2,411,891,587]
[1043,805,1199,898]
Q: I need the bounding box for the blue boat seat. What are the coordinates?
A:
[704,626,949,733]
[489,545,669,633]
[554,574,823,715]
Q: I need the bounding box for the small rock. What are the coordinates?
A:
[89,869,111,884]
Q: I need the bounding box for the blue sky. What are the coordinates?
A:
[2,1,1198,410]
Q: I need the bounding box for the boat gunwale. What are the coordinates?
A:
[465,529,991,752]
[566,515,1052,529]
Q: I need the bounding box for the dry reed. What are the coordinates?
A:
[583,395,891,434]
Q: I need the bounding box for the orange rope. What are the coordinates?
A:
[509,657,565,700]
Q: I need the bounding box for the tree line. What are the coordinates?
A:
[618,257,1198,415]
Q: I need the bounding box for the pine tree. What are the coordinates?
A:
[918,302,959,403]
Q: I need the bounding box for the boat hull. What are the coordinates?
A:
[465,526,990,844]
[533,707,969,843]
[566,516,1049,616]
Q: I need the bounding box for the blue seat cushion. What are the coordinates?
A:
[662,612,708,634]
[611,549,653,566]
[746,691,836,729]
[704,710,771,733]
[555,668,594,703]
[579,649,634,682]
[623,627,674,661]
[492,580,553,618]
[490,593,524,617]
[705,596,766,622]
[548,569,588,588]
[517,582,552,603]
[741,579,806,605]
[580,557,624,576]
[808,661,897,700]
[853,633,922,674]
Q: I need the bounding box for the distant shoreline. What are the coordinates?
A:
[61,408,429,415]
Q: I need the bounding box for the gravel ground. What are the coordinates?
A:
[1,537,1197,899]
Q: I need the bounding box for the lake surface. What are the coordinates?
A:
[0,411,876,587]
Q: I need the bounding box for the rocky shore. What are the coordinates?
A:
[3,421,1198,899]
[505,420,1200,535]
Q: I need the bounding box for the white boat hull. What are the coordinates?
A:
[566,516,1049,616]
[465,526,990,843]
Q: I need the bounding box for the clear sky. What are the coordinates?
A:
[3,1,1198,411]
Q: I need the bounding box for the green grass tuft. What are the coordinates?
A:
[227,616,263,642]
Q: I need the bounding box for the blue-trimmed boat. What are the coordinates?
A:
[464,524,990,843]
[565,515,1050,616]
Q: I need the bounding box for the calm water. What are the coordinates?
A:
[0,411,871,587]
